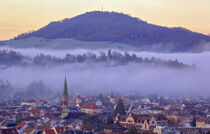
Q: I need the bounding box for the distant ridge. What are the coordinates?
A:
[13,11,210,52]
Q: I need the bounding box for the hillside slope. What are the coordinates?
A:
[14,11,210,52]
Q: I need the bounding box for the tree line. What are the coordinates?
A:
[0,49,189,68]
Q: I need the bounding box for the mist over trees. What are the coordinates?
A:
[1,48,210,97]
[0,79,12,97]
[0,78,53,98]
[0,49,188,69]
[0,49,23,66]
[25,80,52,97]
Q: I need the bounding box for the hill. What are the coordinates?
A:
[12,11,210,52]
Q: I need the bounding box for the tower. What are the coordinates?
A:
[101,4,103,11]
[108,49,112,59]
[62,77,69,118]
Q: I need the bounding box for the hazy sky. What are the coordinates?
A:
[0,0,210,41]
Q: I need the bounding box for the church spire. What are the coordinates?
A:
[63,76,68,97]
[62,76,69,118]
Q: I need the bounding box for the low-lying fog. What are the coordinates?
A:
[0,47,210,97]
[1,47,210,69]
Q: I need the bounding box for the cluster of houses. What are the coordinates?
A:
[0,80,210,133]
[0,94,209,134]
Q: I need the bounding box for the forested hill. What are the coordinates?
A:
[14,11,210,52]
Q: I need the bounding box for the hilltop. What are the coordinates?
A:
[6,11,210,52]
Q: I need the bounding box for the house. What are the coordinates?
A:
[75,95,82,104]
[206,112,210,118]
[53,127,72,134]
[29,108,41,117]
[42,128,55,134]
[42,127,73,134]
[0,128,18,134]
[153,126,180,134]
[196,117,210,128]
[21,102,36,107]
[166,115,192,124]
[177,127,209,134]
[115,113,168,130]
[21,58,33,64]
[148,107,164,114]
[16,122,28,133]
[96,100,103,106]
[79,102,103,114]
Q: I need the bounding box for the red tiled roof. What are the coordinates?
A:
[44,129,55,134]
[198,117,208,122]
[55,127,69,133]
[80,102,99,109]
[163,109,169,112]
[29,108,41,113]
[131,114,152,122]
[16,122,26,130]
[23,127,34,134]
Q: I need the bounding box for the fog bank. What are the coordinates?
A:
[1,47,210,69]
[0,47,210,96]
[0,63,209,96]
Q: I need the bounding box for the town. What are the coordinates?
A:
[1,0,210,134]
[0,77,209,134]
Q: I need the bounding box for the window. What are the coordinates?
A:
[128,120,133,123]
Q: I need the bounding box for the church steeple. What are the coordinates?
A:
[63,76,68,97]
[62,76,69,118]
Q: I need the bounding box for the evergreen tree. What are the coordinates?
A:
[106,116,114,125]
[82,115,102,132]
[114,98,126,116]
[16,113,22,124]
[191,116,196,127]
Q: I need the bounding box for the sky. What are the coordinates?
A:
[0,0,210,41]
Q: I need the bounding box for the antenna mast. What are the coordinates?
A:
[101,0,103,11]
